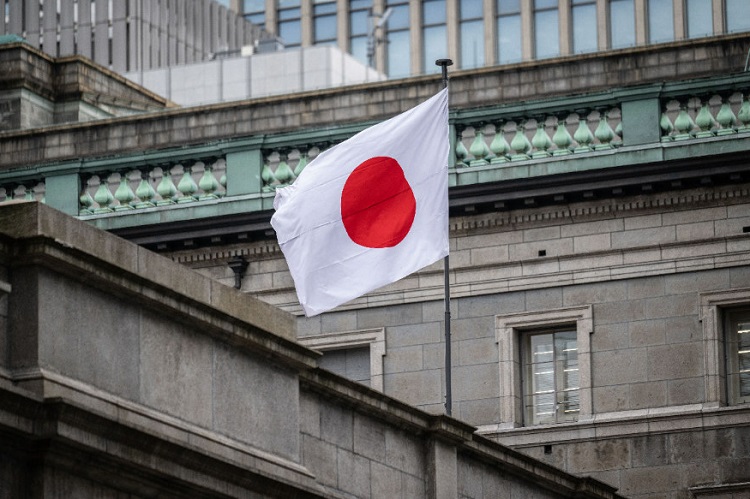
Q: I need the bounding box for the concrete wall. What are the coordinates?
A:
[0,202,621,498]
[176,179,750,498]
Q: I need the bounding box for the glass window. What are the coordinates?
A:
[349,0,370,64]
[497,0,522,64]
[319,347,372,387]
[686,0,713,38]
[314,0,337,45]
[572,0,597,54]
[726,0,750,33]
[460,0,484,69]
[244,0,266,25]
[524,328,580,425]
[610,0,635,49]
[278,0,302,47]
[727,310,750,405]
[648,0,674,43]
[386,1,411,77]
[422,0,447,73]
[534,0,559,59]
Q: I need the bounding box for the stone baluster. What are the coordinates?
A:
[715,93,738,135]
[673,103,696,140]
[294,148,309,177]
[693,95,717,138]
[79,175,96,215]
[274,150,295,187]
[469,124,491,166]
[510,122,532,161]
[552,114,573,156]
[530,117,553,158]
[134,169,157,208]
[177,163,199,203]
[455,125,469,167]
[156,165,178,205]
[490,121,511,164]
[93,173,115,213]
[737,95,750,131]
[261,153,277,192]
[660,105,675,141]
[114,170,136,210]
[199,162,221,200]
[593,109,616,150]
[573,112,595,152]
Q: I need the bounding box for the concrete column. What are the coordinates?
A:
[446,0,459,66]
[673,0,686,40]
[409,0,421,75]
[265,0,277,34]
[521,0,533,60]
[95,0,110,67]
[373,0,387,72]
[712,0,724,34]
[24,0,40,48]
[634,0,647,45]
[301,0,313,47]
[78,0,93,59]
[43,0,58,56]
[559,0,572,56]
[113,1,128,72]
[596,0,608,50]
[483,0,496,65]
[426,439,458,499]
[8,0,22,36]
[336,0,348,51]
[60,0,76,55]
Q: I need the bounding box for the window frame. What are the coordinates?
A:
[495,305,593,428]
[700,288,750,407]
[298,328,386,391]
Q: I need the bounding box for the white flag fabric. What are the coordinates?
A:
[271,89,449,316]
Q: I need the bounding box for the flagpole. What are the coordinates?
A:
[436,58,453,416]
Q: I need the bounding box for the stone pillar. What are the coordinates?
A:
[619,93,662,146]
[225,149,263,196]
[45,172,81,216]
[426,439,458,499]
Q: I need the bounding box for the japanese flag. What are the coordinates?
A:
[271,89,449,316]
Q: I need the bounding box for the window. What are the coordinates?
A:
[700,289,750,406]
[686,0,713,38]
[422,0,447,73]
[726,0,750,34]
[298,328,386,391]
[524,328,580,425]
[609,0,635,49]
[572,0,597,54]
[497,0,522,64]
[647,0,673,44]
[349,0,370,65]
[495,306,592,428]
[278,0,301,47]
[725,309,750,404]
[459,0,484,69]
[386,0,410,77]
[314,0,338,45]
[534,0,559,59]
[244,0,266,25]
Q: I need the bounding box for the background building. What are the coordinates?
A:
[231,0,750,78]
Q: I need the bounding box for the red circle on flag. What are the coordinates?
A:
[341,156,416,248]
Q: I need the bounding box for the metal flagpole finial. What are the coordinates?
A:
[435,59,453,89]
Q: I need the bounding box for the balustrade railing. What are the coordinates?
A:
[0,180,46,203]
[261,141,343,191]
[660,91,750,140]
[454,107,623,167]
[79,157,226,214]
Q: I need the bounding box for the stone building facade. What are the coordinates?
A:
[0,33,749,498]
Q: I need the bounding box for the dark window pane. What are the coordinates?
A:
[460,0,483,19]
[535,9,559,58]
[423,25,447,72]
[686,0,713,38]
[279,19,301,45]
[387,30,411,77]
[423,0,446,25]
[610,0,635,48]
[498,14,522,63]
[648,0,674,43]
[727,0,750,33]
[573,3,597,53]
[314,15,337,42]
[460,19,484,68]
